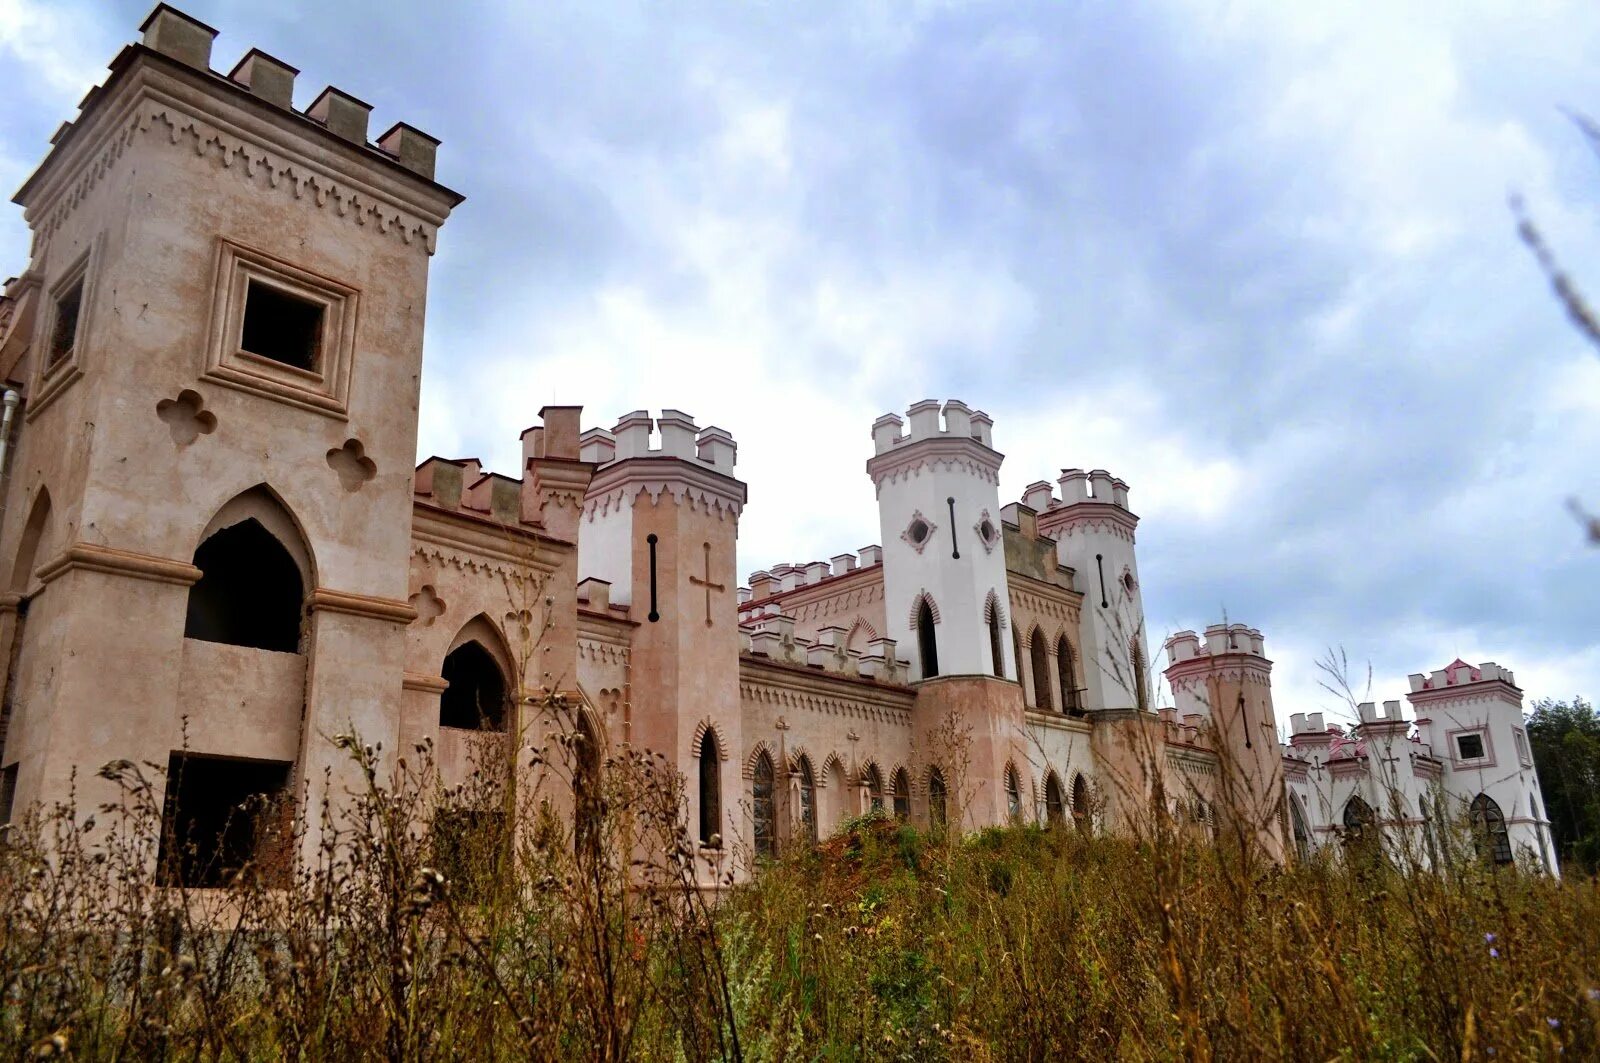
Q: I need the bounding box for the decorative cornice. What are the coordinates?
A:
[865,436,1003,495]
[583,457,746,522]
[36,542,201,587]
[310,587,416,624]
[402,671,449,694]
[1036,502,1138,544]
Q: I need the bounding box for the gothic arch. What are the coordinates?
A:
[441,614,517,732]
[743,739,778,781]
[786,744,818,776]
[844,617,878,652]
[1029,625,1052,710]
[446,613,517,679]
[982,589,1007,626]
[817,750,845,786]
[191,484,316,589]
[1043,771,1066,826]
[185,485,314,653]
[906,589,942,628]
[689,718,732,762]
[9,487,52,593]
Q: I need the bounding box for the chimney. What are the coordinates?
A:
[539,405,582,460]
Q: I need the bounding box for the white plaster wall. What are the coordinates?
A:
[1053,522,1148,712]
[578,504,634,606]
[877,465,1010,679]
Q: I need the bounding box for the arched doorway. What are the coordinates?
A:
[916,597,939,679]
[1044,773,1065,827]
[752,750,776,859]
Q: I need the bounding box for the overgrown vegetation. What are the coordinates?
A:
[1528,695,1600,873]
[2,730,1596,1061]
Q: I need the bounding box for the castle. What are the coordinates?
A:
[0,7,1558,881]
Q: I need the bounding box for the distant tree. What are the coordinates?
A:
[1525,696,1600,872]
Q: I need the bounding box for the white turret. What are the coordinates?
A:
[1030,469,1149,712]
[866,400,1011,681]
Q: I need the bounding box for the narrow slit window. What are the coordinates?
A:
[240,280,324,372]
[48,279,83,367]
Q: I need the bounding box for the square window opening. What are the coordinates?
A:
[48,279,83,367]
[240,280,324,373]
[157,753,293,889]
[1456,732,1486,760]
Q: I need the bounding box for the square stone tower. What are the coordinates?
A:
[0,6,460,850]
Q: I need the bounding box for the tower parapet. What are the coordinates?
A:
[866,399,1010,681]
[1164,620,1285,860]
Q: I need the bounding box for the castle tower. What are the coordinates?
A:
[1407,660,1558,874]
[0,6,460,847]
[868,400,1027,829]
[577,411,746,864]
[1028,470,1149,713]
[1164,624,1287,862]
[867,400,1013,681]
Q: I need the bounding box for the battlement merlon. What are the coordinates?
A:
[1407,659,1518,694]
[1356,700,1408,728]
[1164,624,1266,666]
[868,398,997,454]
[579,410,746,518]
[16,4,461,223]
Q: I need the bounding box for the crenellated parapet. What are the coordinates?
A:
[741,613,911,686]
[1025,469,1138,544]
[580,409,745,522]
[19,5,459,257]
[865,399,1001,493]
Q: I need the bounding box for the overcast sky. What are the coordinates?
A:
[3,1,1598,723]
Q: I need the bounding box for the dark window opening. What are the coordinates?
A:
[1072,775,1091,833]
[157,753,292,888]
[432,807,507,904]
[1058,637,1080,713]
[574,712,602,860]
[241,280,323,372]
[916,599,939,679]
[1131,639,1149,713]
[0,763,17,825]
[892,768,910,820]
[928,769,947,829]
[439,642,509,731]
[699,732,721,846]
[1456,733,1486,760]
[184,519,304,652]
[908,519,930,545]
[48,279,83,367]
[1045,775,1064,827]
[1290,796,1310,860]
[1030,627,1052,711]
[753,752,776,859]
[1005,766,1022,822]
[798,758,817,843]
[1470,793,1514,866]
[866,765,884,812]
[987,604,1004,678]
[1342,795,1379,862]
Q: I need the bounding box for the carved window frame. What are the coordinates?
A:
[202,239,359,419]
[27,238,101,422]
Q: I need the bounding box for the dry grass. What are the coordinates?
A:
[1,734,1596,1061]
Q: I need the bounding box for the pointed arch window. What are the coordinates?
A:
[987,598,1005,678]
[928,769,948,829]
[1342,795,1378,861]
[574,711,602,860]
[1072,775,1091,833]
[1044,774,1065,827]
[797,757,817,843]
[1004,765,1022,822]
[1130,638,1150,713]
[185,518,304,652]
[916,598,939,679]
[1029,627,1052,711]
[865,764,884,812]
[699,732,721,847]
[1469,793,1513,866]
[892,768,911,820]
[1289,794,1310,861]
[753,751,776,859]
[439,642,509,731]
[1058,636,1080,712]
